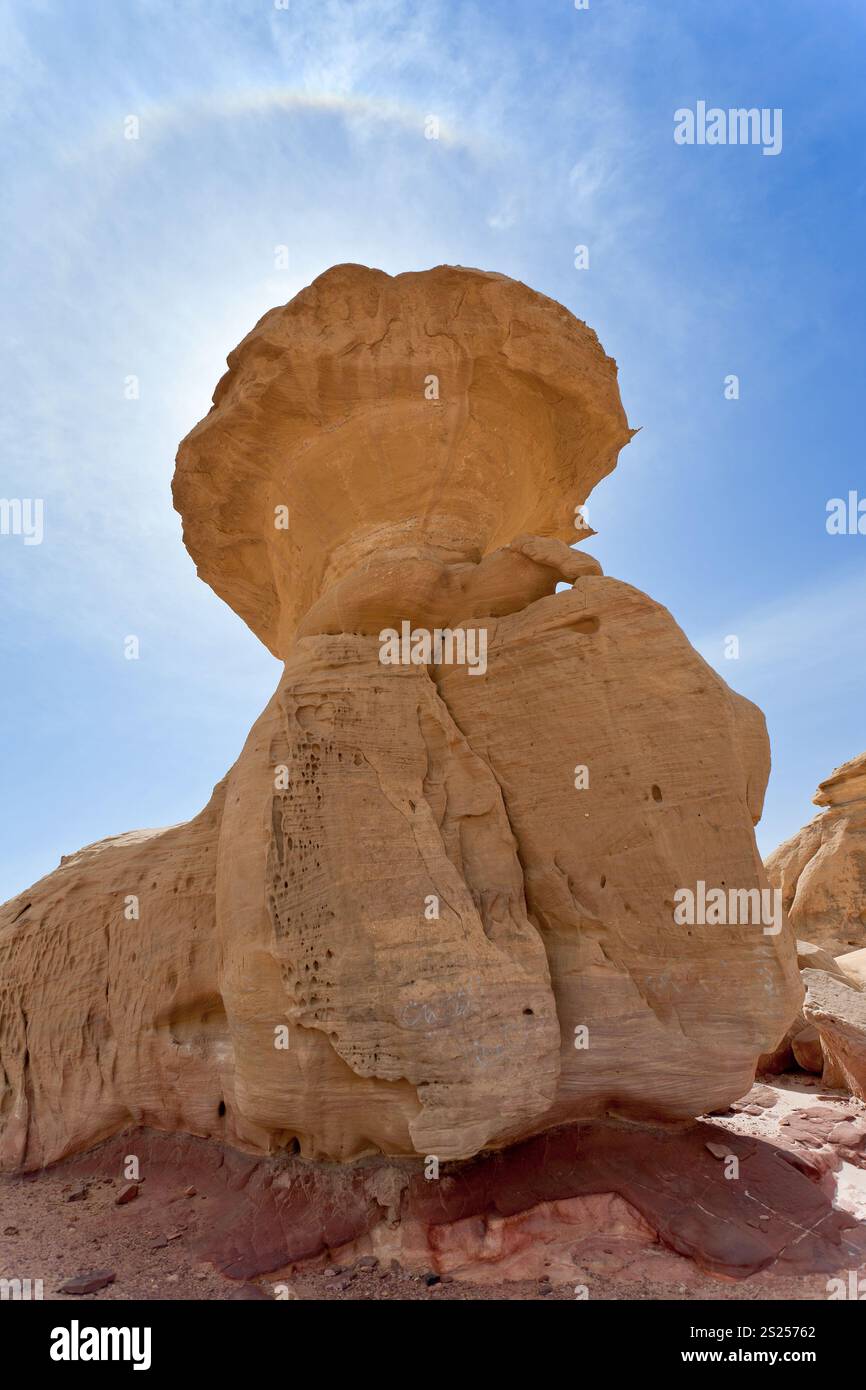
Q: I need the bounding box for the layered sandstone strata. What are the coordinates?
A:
[0,264,800,1173]
[766,752,866,955]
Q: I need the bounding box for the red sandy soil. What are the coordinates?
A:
[1,1075,864,1302]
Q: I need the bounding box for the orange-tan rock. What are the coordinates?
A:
[757,936,866,1094]
[837,946,866,990]
[0,264,800,1173]
[758,938,854,1075]
[802,968,866,1101]
[766,752,866,955]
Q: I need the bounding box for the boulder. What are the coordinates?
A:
[791,1024,824,1075]
[802,968,866,1100]
[797,938,853,980]
[836,946,866,989]
[757,939,861,1076]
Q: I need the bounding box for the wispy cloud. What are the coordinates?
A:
[694,566,866,857]
[695,566,866,705]
[2,0,863,900]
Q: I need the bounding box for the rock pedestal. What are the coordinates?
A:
[0,264,800,1173]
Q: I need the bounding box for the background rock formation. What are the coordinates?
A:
[802,967,866,1100]
[759,938,865,1081]
[766,752,866,955]
[0,264,800,1173]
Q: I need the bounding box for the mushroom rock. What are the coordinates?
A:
[0,263,800,1176]
[766,752,866,955]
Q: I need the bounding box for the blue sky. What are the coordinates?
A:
[1,0,864,902]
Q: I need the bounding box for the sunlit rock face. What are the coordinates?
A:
[767,752,866,956]
[172,263,631,657]
[0,264,799,1172]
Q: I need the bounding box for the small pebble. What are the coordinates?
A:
[58,1268,116,1296]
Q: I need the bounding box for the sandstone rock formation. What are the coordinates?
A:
[766,752,866,954]
[837,946,866,989]
[0,264,801,1176]
[758,936,866,1097]
[757,939,855,1076]
[49,1113,866,1286]
[802,969,866,1101]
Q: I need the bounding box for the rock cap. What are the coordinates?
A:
[173,263,633,656]
[813,751,866,808]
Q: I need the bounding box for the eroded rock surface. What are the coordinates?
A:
[758,939,860,1076]
[802,969,866,1101]
[47,1118,866,1285]
[0,264,800,1173]
[767,752,866,954]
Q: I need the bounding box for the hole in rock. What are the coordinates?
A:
[571,615,600,635]
[217,1100,226,1117]
[651,785,662,802]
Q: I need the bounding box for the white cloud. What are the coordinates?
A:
[695,566,866,703]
